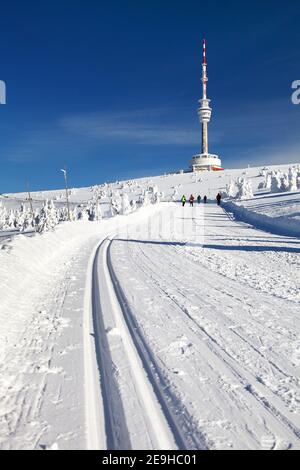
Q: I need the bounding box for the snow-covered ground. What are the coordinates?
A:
[0,162,299,450]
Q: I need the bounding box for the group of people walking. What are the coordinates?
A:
[181,193,222,207]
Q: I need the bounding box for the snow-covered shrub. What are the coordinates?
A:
[279,173,289,192]
[130,199,137,212]
[224,180,237,199]
[59,206,69,222]
[152,192,160,204]
[111,194,123,215]
[70,206,78,221]
[258,173,272,191]
[121,193,132,215]
[79,209,90,221]
[138,191,151,207]
[5,210,18,230]
[17,206,35,232]
[270,172,281,193]
[147,185,159,195]
[0,202,7,230]
[288,167,298,191]
[36,200,59,233]
[236,178,253,200]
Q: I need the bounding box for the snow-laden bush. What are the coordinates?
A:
[17,205,35,232]
[147,185,159,195]
[111,194,123,215]
[70,206,78,221]
[36,200,59,233]
[270,172,282,193]
[78,209,90,221]
[224,180,238,199]
[130,199,137,212]
[288,167,298,191]
[279,173,289,192]
[5,210,18,230]
[0,202,7,230]
[138,191,151,207]
[258,173,272,191]
[59,206,69,222]
[121,193,132,215]
[236,178,253,200]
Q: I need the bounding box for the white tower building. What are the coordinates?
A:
[190,40,223,172]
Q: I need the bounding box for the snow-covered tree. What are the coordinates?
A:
[288,167,298,192]
[36,200,59,233]
[258,173,272,191]
[17,207,35,232]
[130,199,137,212]
[152,192,160,204]
[236,178,253,200]
[270,172,281,193]
[121,193,131,215]
[225,180,237,199]
[147,185,159,195]
[279,173,289,192]
[59,206,69,222]
[5,210,18,230]
[111,194,123,215]
[0,202,7,230]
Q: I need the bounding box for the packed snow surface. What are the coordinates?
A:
[0,162,299,450]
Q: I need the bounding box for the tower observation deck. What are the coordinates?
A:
[189,40,223,172]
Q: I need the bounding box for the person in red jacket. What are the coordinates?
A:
[189,194,195,207]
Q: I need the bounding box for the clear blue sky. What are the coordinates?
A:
[0,0,299,192]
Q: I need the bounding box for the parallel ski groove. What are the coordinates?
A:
[107,239,207,450]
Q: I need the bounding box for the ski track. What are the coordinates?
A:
[109,203,300,450]
[90,237,180,450]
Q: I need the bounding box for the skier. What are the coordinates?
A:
[181,195,187,207]
[189,194,195,207]
[216,193,222,206]
[197,195,201,204]
[203,195,207,204]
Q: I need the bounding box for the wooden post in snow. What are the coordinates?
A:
[26,182,36,231]
[61,166,70,221]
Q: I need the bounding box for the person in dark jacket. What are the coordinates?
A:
[216,193,222,206]
[197,195,201,204]
[189,194,195,207]
[203,195,207,203]
[181,195,187,207]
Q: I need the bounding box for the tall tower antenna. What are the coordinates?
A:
[189,39,223,172]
